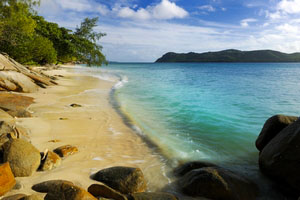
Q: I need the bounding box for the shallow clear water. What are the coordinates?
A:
[91,62,300,167]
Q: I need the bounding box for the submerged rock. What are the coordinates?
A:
[39,151,61,171]
[0,162,16,196]
[259,119,300,195]
[173,161,217,177]
[178,167,258,200]
[88,184,127,200]
[92,166,147,194]
[256,115,298,151]
[53,145,78,158]
[130,192,177,200]
[32,180,96,200]
[3,139,40,177]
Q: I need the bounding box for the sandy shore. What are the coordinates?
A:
[4,66,173,197]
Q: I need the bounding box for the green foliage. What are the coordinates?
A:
[29,35,57,65]
[0,1,106,66]
[74,17,107,66]
[33,15,77,63]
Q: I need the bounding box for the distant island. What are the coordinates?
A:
[155,49,300,63]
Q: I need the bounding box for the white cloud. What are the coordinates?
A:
[277,0,300,14]
[152,0,188,19]
[39,0,109,15]
[266,0,300,20]
[240,18,257,27]
[198,5,216,12]
[276,23,299,33]
[117,0,188,20]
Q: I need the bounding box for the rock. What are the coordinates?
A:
[53,145,78,158]
[22,194,44,200]
[1,194,43,200]
[92,166,147,194]
[88,184,127,200]
[48,139,60,143]
[3,139,41,177]
[0,71,39,93]
[178,167,258,200]
[0,121,15,146]
[173,161,217,177]
[2,194,27,200]
[40,151,61,171]
[59,118,68,120]
[256,115,298,151]
[13,180,23,190]
[32,180,97,200]
[259,119,300,194]
[0,53,56,92]
[130,192,177,200]
[0,93,34,118]
[0,162,16,196]
[70,104,82,108]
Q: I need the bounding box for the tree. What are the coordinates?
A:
[33,15,76,63]
[74,17,107,66]
[0,1,37,61]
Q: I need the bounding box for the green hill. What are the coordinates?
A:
[155,49,300,63]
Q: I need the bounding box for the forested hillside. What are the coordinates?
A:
[0,0,106,66]
[156,49,300,63]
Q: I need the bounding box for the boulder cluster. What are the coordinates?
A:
[256,115,300,197]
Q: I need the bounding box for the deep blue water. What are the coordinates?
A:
[94,63,300,166]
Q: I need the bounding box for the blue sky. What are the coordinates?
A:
[38,0,300,62]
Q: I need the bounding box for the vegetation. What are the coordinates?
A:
[0,0,106,66]
[156,49,300,63]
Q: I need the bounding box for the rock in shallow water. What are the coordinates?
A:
[259,119,300,195]
[256,114,298,151]
[173,161,217,177]
[0,162,16,196]
[92,166,147,195]
[32,180,96,200]
[178,167,258,200]
[3,139,40,177]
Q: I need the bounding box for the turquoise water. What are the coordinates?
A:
[95,63,300,166]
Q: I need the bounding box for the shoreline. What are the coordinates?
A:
[3,65,176,197]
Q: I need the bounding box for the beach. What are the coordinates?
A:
[3,65,173,197]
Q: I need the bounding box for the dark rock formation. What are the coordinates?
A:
[256,115,298,151]
[178,167,258,200]
[88,184,127,200]
[32,180,97,200]
[3,139,40,177]
[259,119,300,195]
[92,166,147,194]
[173,161,217,177]
[130,192,177,200]
[70,104,82,108]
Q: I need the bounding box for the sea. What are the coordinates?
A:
[78,62,300,197]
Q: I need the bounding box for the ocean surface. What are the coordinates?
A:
[81,62,300,168]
